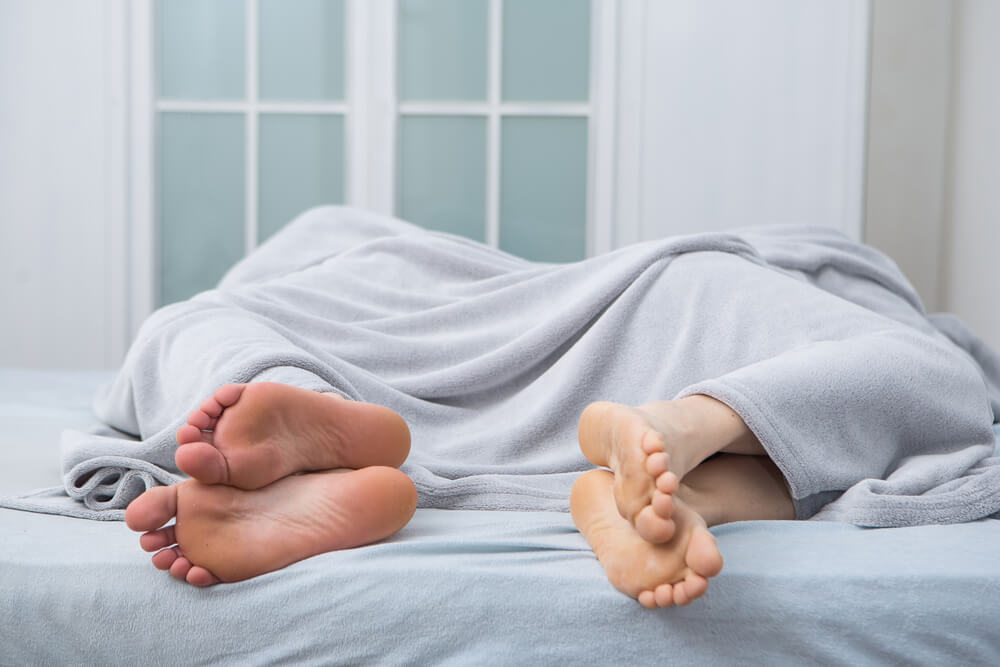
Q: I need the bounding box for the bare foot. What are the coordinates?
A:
[570,469,723,608]
[577,396,760,544]
[175,383,411,489]
[124,467,417,585]
[577,402,690,543]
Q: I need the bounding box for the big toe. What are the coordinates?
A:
[686,528,724,578]
[175,442,229,485]
[125,485,178,532]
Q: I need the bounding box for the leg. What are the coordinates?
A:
[578,394,759,543]
[677,453,794,526]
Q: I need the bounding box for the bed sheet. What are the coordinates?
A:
[1,369,999,665]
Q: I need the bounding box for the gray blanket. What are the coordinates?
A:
[6,207,1000,525]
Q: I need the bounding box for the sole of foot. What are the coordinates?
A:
[570,469,722,609]
[577,401,684,544]
[125,466,418,585]
[175,382,411,490]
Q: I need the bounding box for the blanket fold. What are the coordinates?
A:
[4,206,998,525]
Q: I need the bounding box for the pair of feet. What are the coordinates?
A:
[126,384,758,608]
[124,383,417,585]
[571,400,729,609]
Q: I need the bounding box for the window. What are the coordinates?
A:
[155,0,349,304]
[395,0,591,261]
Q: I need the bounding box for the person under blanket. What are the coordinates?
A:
[126,382,785,608]
[118,209,996,609]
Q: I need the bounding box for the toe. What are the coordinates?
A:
[174,442,229,485]
[151,546,180,571]
[199,395,225,418]
[654,583,674,608]
[186,409,214,431]
[176,424,205,445]
[651,489,673,518]
[213,383,245,408]
[637,590,657,609]
[656,471,679,494]
[139,525,176,552]
[676,573,709,605]
[169,555,193,581]
[125,485,178,532]
[686,529,724,578]
[673,579,692,606]
[635,505,676,543]
[186,566,222,587]
[640,432,665,455]
[646,452,669,477]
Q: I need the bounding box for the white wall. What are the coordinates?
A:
[0,0,126,369]
[615,0,869,246]
[864,0,952,312]
[942,0,1000,350]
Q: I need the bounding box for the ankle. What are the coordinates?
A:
[678,395,762,456]
[638,395,743,468]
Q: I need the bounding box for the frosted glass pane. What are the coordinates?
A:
[398,116,486,241]
[158,0,245,100]
[159,113,245,305]
[502,0,591,102]
[500,117,587,262]
[398,0,488,101]
[259,0,345,101]
[259,114,345,241]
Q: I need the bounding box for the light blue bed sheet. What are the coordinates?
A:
[1,369,999,665]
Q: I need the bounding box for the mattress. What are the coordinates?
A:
[2,368,999,665]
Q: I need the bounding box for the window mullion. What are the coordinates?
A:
[245,0,259,253]
[345,0,364,209]
[360,0,397,216]
[588,0,618,257]
[486,0,502,248]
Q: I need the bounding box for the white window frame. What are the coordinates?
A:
[125,0,618,339]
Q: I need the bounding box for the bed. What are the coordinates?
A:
[2,367,999,665]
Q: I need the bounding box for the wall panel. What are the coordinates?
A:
[0,0,125,369]
[616,0,869,245]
